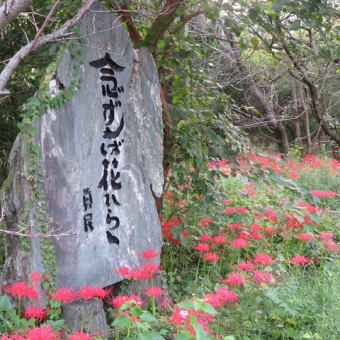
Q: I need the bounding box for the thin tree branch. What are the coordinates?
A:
[0,0,96,94]
[110,3,143,43]
[24,0,62,58]
[0,0,33,31]
[0,209,75,239]
[145,0,183,48]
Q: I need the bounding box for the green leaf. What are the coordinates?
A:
[174,334,191,340]
[137,331,165,340]
[309,212,320,224]
[140,311,157,322]
[112,315,132,328]
[0,295,14,312]
[312,41,320,54]
[192,300,217,315]
[193,324,214,340]
[250,37,260,50]
[178,300,194,309]
[223,337,236,340]
[320,47,331,58]
[289,20,301,31]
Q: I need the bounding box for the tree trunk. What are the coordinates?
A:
[299,85,312,154]
[290,77,301,143]
[277,123,289,154]
[227,32,289,153]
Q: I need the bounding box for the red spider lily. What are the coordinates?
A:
[298,202,321,213]
[200,234,212,243]
[106,295,143,309]
[143,262,160,272]
[252,270,273,284]
[23,305,48,320]
[26,326,58,340]
[207,161,216,169]
[264,226,275,235]
[213,235,226,245]
[323,239,340,252]
[251,224,261,232]
[77,286,107,300]
[199,217,213,227]
[3,282,39,300]
[310,189,337,197]
[203,252,220,262]
[215,287,239,305]
[231,238,248,248]
[237,261,254,272]
[253,253,274,266]
[236,206,248,213]
[142,249,160,259]
[225,207,236,214]
[265,207,278,222]
[193,243,210,252]
[203,293,222,308]
[30,272,44,284]
[53,288,77,303]
[250,231,262,240]
[303,214,317,226]
[169,307,214,335]
[296,233,315,242]
[228,223,243,231]
[162,221,175,229]
[288,172,299,179]
[163,192,174,199]
[116,266,132,278]
[181,229,189,238]
[290,255,311,265]
[70,332,91,340]
[145,286,163,297]
[171,217,180,225]
[285,213,303,229]
[238,231,250,239]
[318,231,334,240]
[119,262,160,281]
[223,272,244,286]
[169,308,190,326]
[176,200,187,207]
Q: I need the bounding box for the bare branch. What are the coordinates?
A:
[145,0,183,49]
[0,209,75,239]
[0,0,97,94]
[0,0,33,31]
[110,3,143,43]
[24,0,62,58]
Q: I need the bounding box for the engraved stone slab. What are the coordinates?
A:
[0,1,163,292]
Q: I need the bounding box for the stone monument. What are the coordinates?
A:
[0,1,163,331]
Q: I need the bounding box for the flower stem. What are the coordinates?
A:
[86,299,97,334]
[195,254,202,284]
[17,297,21,318]
[151,296,156,315]
[80,300,87,332]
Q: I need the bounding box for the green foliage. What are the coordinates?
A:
[0,0,86,185]
[0,295,34,334]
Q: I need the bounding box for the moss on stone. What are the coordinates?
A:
[1,168,14,192]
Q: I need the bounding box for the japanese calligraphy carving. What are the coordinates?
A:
[89,52,126,245]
